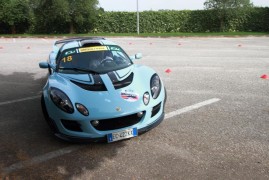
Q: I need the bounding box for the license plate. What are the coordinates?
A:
[107,128,138,143]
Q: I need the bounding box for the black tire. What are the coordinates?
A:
[163,87,167,109]
[41,94,59,133]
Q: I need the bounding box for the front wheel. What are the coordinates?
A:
[41,94,59,134]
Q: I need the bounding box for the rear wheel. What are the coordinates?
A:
[41,94,59,133]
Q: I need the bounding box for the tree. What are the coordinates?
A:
[32,0,70,33]
[204,0,253,31]
[66,0,99,33]
[32,0,99,34]
[1,0,32,34]
[204,0,252,9]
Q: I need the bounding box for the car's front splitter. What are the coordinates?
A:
[52,112,165,143]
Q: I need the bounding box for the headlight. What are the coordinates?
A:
[50,87,74,113]
[150,74,161,99]
[75,103,89,116]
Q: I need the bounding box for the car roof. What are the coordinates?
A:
[53,37,118,54]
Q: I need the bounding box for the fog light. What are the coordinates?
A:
[92,120,99,127]
[137,112,143,118]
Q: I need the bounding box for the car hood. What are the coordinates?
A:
[48,64,157,119]
[58,65,134,84]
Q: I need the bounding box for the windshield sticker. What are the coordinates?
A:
[110,46,120,51]
[79,46,108,53]
[121,90,139,102]
[61,55,73,63]
[65,49,76,56]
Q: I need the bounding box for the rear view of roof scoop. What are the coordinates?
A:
[55,37,105,45]
[81,41,102,47]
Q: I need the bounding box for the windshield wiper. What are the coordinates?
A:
[58,67,99,74]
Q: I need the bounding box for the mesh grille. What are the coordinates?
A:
[151,102,161,118]
[91,112,144,131]
[61,119,83,132]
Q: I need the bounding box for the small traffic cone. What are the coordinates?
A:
[260,74,269,79]
[165,68,172,73]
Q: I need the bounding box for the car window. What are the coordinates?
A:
[57,45,133,74]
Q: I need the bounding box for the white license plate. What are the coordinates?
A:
[107,128,138,143]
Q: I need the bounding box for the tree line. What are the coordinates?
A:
[0,0,101,34]
[0,0,268,34]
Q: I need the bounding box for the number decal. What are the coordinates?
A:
[62,56,73,63]
[67,56,72,62]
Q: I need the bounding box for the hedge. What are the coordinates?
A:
[0,7,268,34]
[94,8,269,33]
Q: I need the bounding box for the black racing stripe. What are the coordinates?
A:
[92,74,104,85]
[107,71,119,84]
[114,68,131,79]
[108,72,134,90]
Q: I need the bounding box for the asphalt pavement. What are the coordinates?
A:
[0,36,269,179]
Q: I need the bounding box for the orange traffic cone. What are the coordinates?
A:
[165,69,172,73]
[260,74,269,79]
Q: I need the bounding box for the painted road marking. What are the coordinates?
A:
[0,95,40,106]
[0,81,41,86]
[165,98,221,119]
[1,98,221,174]
[2,146,81,175]
[42,38,49,43]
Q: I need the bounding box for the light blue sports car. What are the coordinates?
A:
[39,37,166,143]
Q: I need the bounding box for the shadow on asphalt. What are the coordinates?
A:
[0,72,125,179]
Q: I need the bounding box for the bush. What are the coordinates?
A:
[94,8,269,33]
[0,5,268,34]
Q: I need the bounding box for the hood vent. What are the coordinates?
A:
[70,74,107,91]
[108,72,134,89]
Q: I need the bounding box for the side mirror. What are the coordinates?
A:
[135,53,142,59]
[130,53,143,61]
[39,62,49,69]
[39,62,56,70]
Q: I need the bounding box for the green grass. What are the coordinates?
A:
[0,32,268,38]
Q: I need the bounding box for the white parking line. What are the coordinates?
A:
[1,98,220,174]
[42,38,49,43]
[0,95,40,106]
[2,146,81,175]
[165,98,221,119]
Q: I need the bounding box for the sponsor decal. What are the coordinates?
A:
[79,46,108,53]
[65,49,76,56]
[121,90,139,102]
[110,46,120,51]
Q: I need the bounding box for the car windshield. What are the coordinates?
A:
[57,45,133,74]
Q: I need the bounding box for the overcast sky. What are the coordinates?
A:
[98,0,269,11]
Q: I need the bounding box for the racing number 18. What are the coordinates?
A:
[62,56,73,63]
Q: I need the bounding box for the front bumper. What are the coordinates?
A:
[52,112,164,143]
